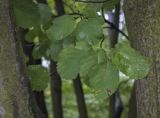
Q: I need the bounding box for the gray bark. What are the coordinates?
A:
[124,0,160,118]
[0,0,34,118]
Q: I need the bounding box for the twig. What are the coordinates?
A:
[75,0,108,3]
[101,8,129,40]
[100,34,105,48]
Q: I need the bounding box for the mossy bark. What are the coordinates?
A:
[0,0,34,118]
[124,0,160,118]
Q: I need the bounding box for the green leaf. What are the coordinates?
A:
[27,65,50,91]
[32,39,50,59]
[97,49,107,64]
[75,41,92,51]
[82,4,102,18]
[62,33,76,48]
[111,41,150,79]
[57,47,83,80]
[80,50,98,77]
[47,15,77,41]
[13,0,40,28]
[38,3,52,25]
[47,41,63,61]
[75,19,102,44]
[88,62,119,99]
[103,0,119,11]
[25,27,42,42]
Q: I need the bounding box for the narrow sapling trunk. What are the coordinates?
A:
[73,75,88,118]
[108,2,123,118]
[49,0,65,118]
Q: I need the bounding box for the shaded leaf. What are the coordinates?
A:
[75,19,102,44]
[27,65,50,91]
[88,62,119,99]
[14,0,40,28]
[47,41,63,61]
[38,3,52,24]
[47,15,77,41]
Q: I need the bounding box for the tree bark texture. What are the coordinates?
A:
[20,29,47,118]
[0,0,34,118]
[73,75,88,118]
[124,0,160,118]
[128,85,137,118]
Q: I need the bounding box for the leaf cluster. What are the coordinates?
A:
[13,0,150,98]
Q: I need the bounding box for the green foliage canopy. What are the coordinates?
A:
[13,0,150,99]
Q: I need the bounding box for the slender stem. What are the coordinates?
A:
[75,0,109,3]
[102,8,129,40]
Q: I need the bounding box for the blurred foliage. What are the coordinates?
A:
[44,74,133,118]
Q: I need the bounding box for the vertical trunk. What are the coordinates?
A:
[34,91,48,118]
[108,3,123,118]
[20,29,48,118]
[49,0,65,118]
[54,0,65,15]
[50,61,63,118]
[73,75,88,118]
[24,42,48,118]
[108,3,120,48]
[128,85,137,118]
[124,0,160,118]
[52,1,88,118]
[23,0,48,116]
[0,0,34,118]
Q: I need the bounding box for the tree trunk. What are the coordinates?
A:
[0,0,34,118]
[34,91,48,118]
[23,40,48,118]
[21,29,47,118]
[128,85,137,118]
[108,2,123,118]
[49,0,65,118]
[73,75,88,118]
[124,0,160,118]
[50,61,63,118]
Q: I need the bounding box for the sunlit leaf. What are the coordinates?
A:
[111,41,150,79]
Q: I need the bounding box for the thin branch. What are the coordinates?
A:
[100,34,105,48]
[101,8,129,40]
[67,13,83,16]
[75,0,108,3]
